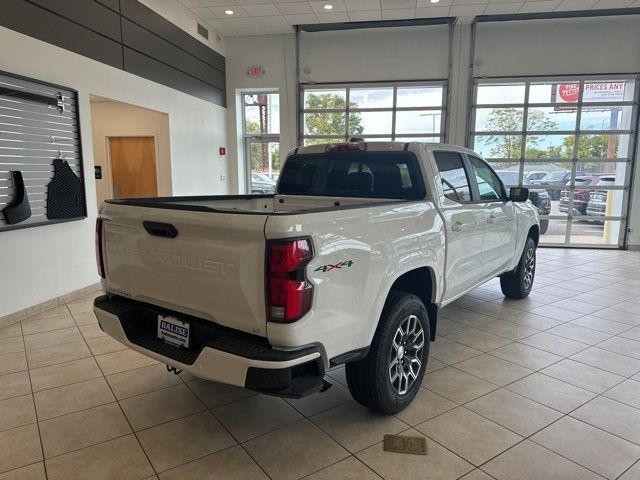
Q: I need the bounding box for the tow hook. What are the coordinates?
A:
[166,365,183,375]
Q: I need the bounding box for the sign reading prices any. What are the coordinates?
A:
[556,82,626,103]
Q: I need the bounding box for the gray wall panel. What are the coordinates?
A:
[28,0,122,42]
[122,19,226,91]
[1,0,124,69]
[120,0,225,73]
[94,0,120,12]
[0,0,226,107]
[123,47,226,107]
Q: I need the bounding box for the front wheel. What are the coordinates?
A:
[345,292,430,414]
[500,237,536,299]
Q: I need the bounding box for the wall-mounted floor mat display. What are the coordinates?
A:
[1,171,32,224]
[0,71,84,232]
[46,159,85,219]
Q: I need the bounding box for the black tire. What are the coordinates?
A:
[345,292,430,414]
[539,219,549,235]
[500,237,536,299]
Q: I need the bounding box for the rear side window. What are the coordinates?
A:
[278,151,426,199]
[433,151,472,203]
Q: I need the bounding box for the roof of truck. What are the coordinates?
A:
[293,141,479,157]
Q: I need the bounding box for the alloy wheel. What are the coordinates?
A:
[388,315,425,395]
[523,247,535,291]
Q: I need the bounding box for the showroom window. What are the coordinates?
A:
[300,82,447,145]
[470,77,639,247]
[242,92,280,194]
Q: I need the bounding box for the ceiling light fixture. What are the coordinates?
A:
[224,9,234,14]
[430,0,440,3]
[324,4,333,9]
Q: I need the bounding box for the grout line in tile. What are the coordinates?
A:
[19,321,49,480]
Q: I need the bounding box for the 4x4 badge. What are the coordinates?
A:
[315,260,354,272]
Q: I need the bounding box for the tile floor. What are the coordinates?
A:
[1,248,640,480]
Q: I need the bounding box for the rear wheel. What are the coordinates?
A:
[345,292,430,414]
[500,237,536,299]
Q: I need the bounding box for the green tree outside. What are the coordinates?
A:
[304,93,364,140]
[481,108,616,175]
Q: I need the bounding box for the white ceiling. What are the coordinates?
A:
[180,0,639,36]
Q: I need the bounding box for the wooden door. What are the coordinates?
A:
[109,137,157,199]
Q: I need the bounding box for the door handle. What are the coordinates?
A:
[487,215,496,224]
[451,221,464,232]
[143,221,178,238]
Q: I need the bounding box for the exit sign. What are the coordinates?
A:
[247,66,264,78]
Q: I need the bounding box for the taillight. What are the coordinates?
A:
[267,238,313,322]
[95,218,105,278]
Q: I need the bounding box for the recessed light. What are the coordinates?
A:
[323,4,333,9]
[224,9,234,15]
[430,0,440,3]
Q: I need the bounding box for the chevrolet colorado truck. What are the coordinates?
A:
[93,142,539,414]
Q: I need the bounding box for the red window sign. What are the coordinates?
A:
[557,84,580,103]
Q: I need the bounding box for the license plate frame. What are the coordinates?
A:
[157,315,190,348]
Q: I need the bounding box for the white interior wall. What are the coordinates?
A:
[0,26,227,317]
[90,100,172,208]
[299,25,450,83]
[474,16,640,78]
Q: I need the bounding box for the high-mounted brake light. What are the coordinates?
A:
[267,238,313,322]
[95,218,105,278]
[325,142,367,153]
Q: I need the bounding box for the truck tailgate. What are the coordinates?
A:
[101,203,269,336]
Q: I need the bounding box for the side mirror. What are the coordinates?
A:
[509,187,529,202]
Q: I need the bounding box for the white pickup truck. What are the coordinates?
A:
[94,142,539,414]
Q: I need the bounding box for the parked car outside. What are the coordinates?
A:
[251,173,276,194]
[533,170,586,200]
[586,175,616,222]
[525,171,548,182]
[496,170,551,234]
[559,176,600,215]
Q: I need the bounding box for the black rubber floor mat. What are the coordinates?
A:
[46,159,84,219]
[2,170,32,224]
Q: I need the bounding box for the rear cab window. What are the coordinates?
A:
[278,151,426,200]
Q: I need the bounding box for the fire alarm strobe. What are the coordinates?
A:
[219,147,226,155]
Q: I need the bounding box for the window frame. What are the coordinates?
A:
[241,90,280,193]
[299,81,448,146]
[467,75,640,248]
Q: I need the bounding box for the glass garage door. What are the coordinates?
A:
[469,76,639,247]
[300,81,447,146]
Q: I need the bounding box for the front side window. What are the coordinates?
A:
[468,156,504,201]
[433,151,472,203]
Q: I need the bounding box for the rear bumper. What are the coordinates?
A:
[93,295,325,398]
